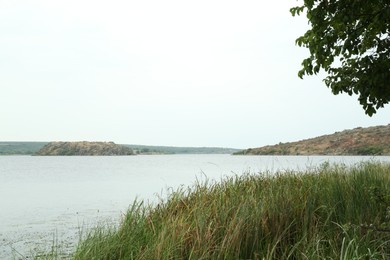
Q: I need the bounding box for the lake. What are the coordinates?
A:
[1,155,389,258]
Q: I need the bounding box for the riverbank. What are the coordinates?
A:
[70,162,390,259]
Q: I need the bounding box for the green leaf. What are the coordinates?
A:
[291,0,390,115]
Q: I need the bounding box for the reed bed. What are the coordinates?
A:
[73,162,390,259]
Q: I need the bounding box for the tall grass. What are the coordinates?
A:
[74,162,390,259]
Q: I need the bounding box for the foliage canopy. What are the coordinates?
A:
[291,0,390,116]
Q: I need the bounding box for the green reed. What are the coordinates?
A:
[73,162,390,259]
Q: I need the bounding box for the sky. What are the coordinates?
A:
[1,0,388,149]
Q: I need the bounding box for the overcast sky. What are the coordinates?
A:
[1,0,388,149]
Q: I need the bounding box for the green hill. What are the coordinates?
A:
[0,142,47,155]
[124,144,239,154]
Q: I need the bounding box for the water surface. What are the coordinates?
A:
[1,155,389,258]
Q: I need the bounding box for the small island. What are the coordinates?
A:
[235,124,390,155]
[35,141,134,156]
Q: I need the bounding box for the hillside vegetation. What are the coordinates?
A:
[35,141,134,156]
[0,142,47,155]
[235,124,390,155]
[125,144,239,154]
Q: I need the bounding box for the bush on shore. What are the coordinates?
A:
[74,162,390,259]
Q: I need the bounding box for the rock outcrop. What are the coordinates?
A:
[35,141,134,156]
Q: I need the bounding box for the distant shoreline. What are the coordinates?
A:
[0,142,239,156]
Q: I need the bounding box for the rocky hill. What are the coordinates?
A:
[35,141,134,156]
[235,125,390,156]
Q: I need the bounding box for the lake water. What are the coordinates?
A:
[1,155,389,259]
